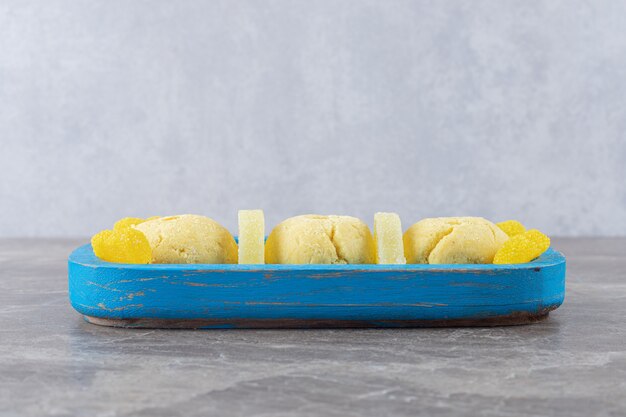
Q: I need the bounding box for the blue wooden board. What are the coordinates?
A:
[68,244,566,328]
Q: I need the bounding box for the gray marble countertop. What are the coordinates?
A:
[0,238,624,417]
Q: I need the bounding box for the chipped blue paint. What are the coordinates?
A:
[68,244,566,326]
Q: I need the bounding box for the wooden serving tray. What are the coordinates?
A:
[68,244,566,329]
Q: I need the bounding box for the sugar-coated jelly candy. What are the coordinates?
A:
[374,212,406,264]
[493,229,550,264]
[113,217,146,230]
[238,209,265,264]
[91,228,152,264]
[496,220,526,237]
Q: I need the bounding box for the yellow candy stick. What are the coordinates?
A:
[374,212,406,264]
[238,210,265,264]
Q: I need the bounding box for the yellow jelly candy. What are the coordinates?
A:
[497,220,526,237]
[91,228,152,264]
[374,212,406,264]
[238,209,265,264]
[113,217,146,230]
[493,229,550,264]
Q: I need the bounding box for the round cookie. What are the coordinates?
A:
[265,215,375,264]
[403,217,509,264]
[134,214,237,264]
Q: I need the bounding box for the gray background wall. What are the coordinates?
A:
[1,0,625,237]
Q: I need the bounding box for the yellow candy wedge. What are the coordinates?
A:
[496,220,526,237]
[238,209,265,264]
[113,217,146,230]
[91,227,152,264]
[493,229,550,264]
[113,216,161,231]
[374,212,406,264]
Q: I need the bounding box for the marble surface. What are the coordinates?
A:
[0,238,624,417]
